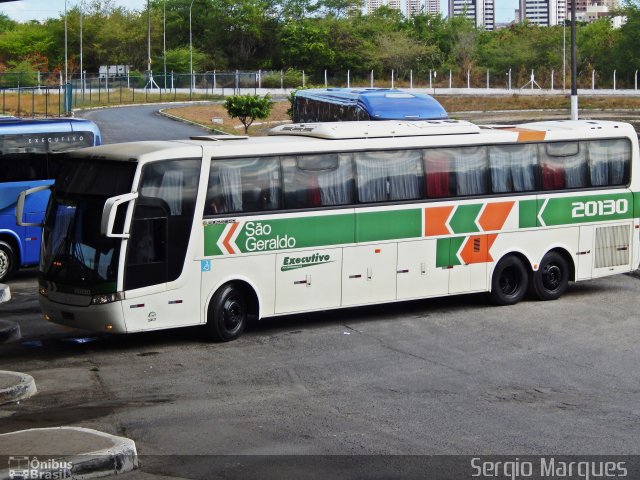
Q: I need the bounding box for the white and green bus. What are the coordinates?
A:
[18,119,639,341]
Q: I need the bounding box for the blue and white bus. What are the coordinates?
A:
[292,88,448,123]
[0,117,102,281]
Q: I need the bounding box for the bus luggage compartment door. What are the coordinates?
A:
[341,243,397,306]
[274,248,342,314]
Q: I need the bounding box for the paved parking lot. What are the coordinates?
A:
[0,269,638,477]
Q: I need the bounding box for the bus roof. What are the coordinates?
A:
[294,88,448,120]
[70,120,637,164]
[269,119,480,139]
[0,117,100,135]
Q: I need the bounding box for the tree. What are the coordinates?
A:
[224,94,273,134]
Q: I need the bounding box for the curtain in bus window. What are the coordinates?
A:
[219,165,243,212]
[206,158,281,215]
[423,149,452,198]
[589,139,630,186]
[540,142,587,190]
[157,169,183,215]
[355,150,422,203]
[489,144,537,193]
[317,154,354,205]
[282,154,354,209]
[453,147,488,196]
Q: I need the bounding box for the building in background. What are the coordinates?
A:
[448,0,495,29]
[518,0,566,26]
[366,0,441,17]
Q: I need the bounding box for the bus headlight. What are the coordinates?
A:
[90,292,123,305]
[38,287,48,297]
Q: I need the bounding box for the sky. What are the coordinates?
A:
[0,0,517,25]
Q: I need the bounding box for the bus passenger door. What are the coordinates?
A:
[274,248,342,314]
[341,243,397,306]
[121,159,202,331]
[396,240,448,300]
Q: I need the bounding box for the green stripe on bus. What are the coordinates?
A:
[436,238,450,268]
[203,223,227,256]
[449,237,465,266]
[449,204,482,234]
[518,200,538,228]
[539,193,633,226]
[435,237,465,267]
[356,209,422,242]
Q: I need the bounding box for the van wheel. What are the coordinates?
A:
[206,284,247,342]
[0,241,16,282]
[532,252,569,301]
[489,256,528,306]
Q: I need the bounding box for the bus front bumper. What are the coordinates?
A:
[40,296,128,334]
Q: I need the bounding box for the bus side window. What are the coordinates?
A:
[355,150,423,203]
[489,144,538,193]
[451,146,489,197]
[540,142,587,190]
[423,149,453,198]
[205,157,281,215]
[588,139,630,187]
[282,154,354,209]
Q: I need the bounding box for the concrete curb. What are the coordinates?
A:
[0,427,138,479]
[0,371,36,405]
[0,320,20,344]
[0,284,9,303]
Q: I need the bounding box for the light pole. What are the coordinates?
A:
[189,0,195,93]
[79,2,83,93]
[163,0,167,90]
[64,0,68,84]
[570,0,578,120]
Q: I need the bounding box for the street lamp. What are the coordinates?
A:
[163,0,167,90]
[64,0,68,84]
[189,0,195,94]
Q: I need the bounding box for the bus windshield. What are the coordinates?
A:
[40,159,136,290]
[0,118,101,281]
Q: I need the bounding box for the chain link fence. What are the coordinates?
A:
[1,69,638,118]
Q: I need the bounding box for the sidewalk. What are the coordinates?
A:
[0,427,138,479]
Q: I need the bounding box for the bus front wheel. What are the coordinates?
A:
[489,256,529,306]
[0,241,16,283]
[531,251,569,301]
[206,284,247,342]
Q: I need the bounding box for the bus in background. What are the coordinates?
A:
[0,118,102,281]
[19,119,638,341]
[292,88,448,123]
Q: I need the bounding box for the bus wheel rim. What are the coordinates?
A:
[542,264,561,291]
[222,296,243,332]
[499,267,520,296]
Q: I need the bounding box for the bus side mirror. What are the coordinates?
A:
[101,192,139,238]
[16,185,52,227]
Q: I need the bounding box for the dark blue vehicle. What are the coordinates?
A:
[0,117,101,281]
[292,88,448,123]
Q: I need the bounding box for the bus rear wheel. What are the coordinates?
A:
[0,241,16,283]
[532,251,569,301]
[489,256,529,306]
[206,284,247,342]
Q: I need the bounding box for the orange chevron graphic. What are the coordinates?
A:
[478,202,515,231]
[503,127,546,142]
[222,222,239,254]
[424,205,454,236]
[459,234,498,264]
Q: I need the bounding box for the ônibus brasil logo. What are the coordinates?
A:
[281,253,332,272]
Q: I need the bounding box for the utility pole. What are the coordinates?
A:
[570,0,578,120]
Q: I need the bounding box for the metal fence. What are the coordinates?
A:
[1,68,639,118]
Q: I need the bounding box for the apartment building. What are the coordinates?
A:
[448,0,495,29]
